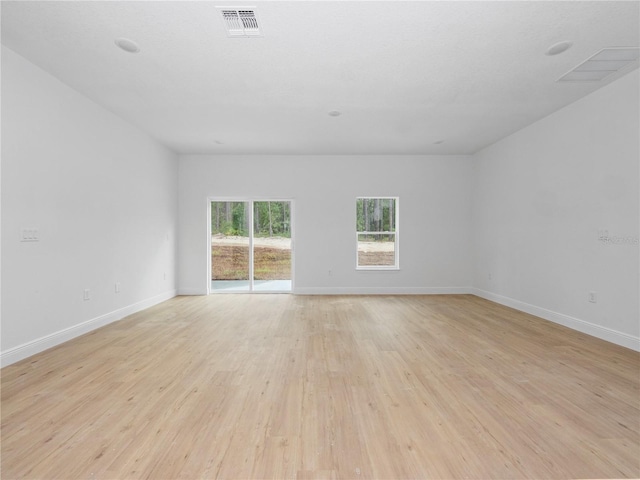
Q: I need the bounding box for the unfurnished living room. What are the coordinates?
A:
[1,1,639,479]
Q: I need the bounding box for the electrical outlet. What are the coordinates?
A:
[83,289,91,301]
[588,291,597,303]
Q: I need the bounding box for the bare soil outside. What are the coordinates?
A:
[212,245,291,280]
[357,251,395,266]
[211,236,395,279]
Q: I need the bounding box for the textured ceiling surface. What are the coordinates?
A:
[1,1,639,155]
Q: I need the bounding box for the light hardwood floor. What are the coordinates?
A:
[1,294,639,479]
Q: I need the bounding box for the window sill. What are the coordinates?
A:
[356,266,400,271]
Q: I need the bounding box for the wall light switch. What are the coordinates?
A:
[588,291,597,303]
[21,228,39,242]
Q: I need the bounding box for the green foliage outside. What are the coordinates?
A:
[356,198,396,241]
[211,198,397,241]
[211,201,291,238]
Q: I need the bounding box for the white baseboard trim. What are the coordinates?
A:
[471,288,640,352]
[294,287,473,295]
[1,290,177,368]
[177,288,208,296]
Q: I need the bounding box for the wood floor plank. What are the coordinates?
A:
[1,294,638,479]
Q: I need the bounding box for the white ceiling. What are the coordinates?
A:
[1,1,639,155]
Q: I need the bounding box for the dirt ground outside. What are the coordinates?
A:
[357,251,395,266]
[211,235,395,278]
[357,239,395,266]
[213,235,290,249]
[212,235,291,281]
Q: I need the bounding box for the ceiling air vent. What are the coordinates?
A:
[558,47,639,82]
[219,8,261,37]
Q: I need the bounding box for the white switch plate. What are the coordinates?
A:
[21,228,39,242]
[83,289,91,301]
[588,291,597,303]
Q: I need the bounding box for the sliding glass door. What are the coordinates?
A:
[211,201,251,291]
[210,200,292,293]
[252,201,292,292]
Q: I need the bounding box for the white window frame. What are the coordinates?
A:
[355,197,399,271]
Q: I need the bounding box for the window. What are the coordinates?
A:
[356,197,398,269]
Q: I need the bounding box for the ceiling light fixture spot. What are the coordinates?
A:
[546,41,573,56]
[115,38,140,53]
[328,111,341,117]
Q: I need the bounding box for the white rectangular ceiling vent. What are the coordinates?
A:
[219,8,261,37]
[558,47,639,82]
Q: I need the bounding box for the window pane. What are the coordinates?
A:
[356,198,395,232]
[253,201,292,283]
[211,201,250,290]
[357,233,395,267]
[356,197,398,268]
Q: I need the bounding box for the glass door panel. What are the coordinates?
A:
[211,201,250,291]
[253,201,292,292]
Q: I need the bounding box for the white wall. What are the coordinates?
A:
[1,46,179,365]
[472,70,639,350]
[178,155,473,295]
[3,45,637,366]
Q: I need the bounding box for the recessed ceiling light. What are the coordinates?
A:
[215,140,224,145]
[115,38,140,53]
[433,140,445,145]
[328,111,341,117]
[546,41,573,56]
